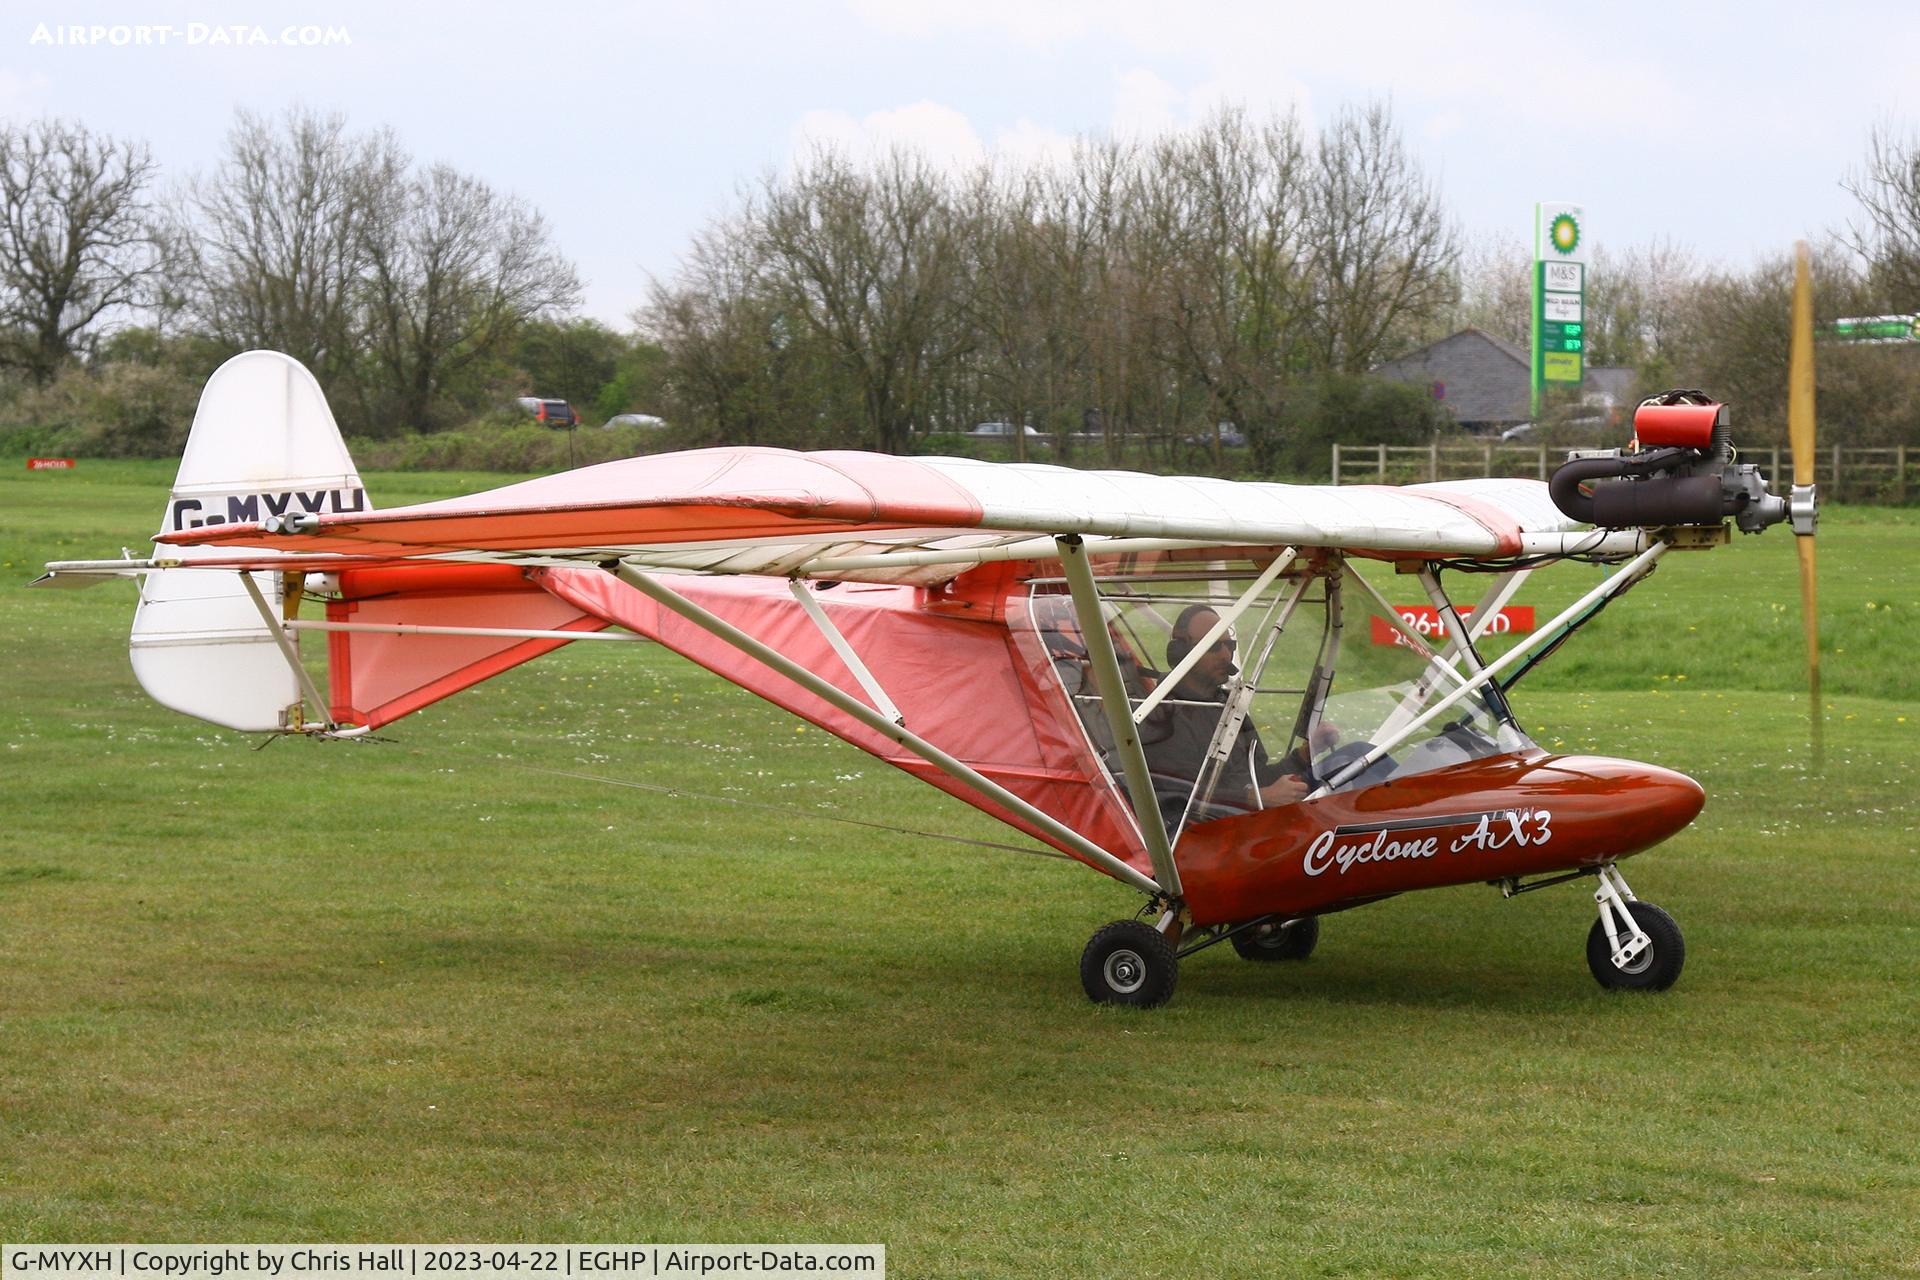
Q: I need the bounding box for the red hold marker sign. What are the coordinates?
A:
[27,457,76,471]
[1371,606,1536,648]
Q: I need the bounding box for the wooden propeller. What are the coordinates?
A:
[1788,242,1821,768]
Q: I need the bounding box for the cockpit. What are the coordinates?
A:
[1013,551,1535,843]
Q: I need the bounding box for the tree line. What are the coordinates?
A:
[4,106,1919,469]
[648,104,1462,472]
[0,109,623,452]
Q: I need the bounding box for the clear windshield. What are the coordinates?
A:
[1014,555,1534,838]
[1284,567,1531,793]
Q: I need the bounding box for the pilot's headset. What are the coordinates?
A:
[1165,604,1233,670]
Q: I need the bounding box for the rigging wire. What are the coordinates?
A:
[376,737,1079,864]
[517,761,1079,862]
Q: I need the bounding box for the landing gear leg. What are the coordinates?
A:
[1586,863,1685,991]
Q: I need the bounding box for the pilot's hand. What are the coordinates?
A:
[1258,775,1309,806]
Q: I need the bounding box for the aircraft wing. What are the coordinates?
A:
[158,446,1599,584]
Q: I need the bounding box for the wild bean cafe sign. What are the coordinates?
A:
[1304,807,1555,877]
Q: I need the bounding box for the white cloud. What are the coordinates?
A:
[792,100,988,170]
[995,118,1079,172]
[789,101,1079,177]
[1187,69,1314,130]
[1112,67,1180,138]
[0,67,53,113]
[846,1,1704,138]
[1111,64,1312,141]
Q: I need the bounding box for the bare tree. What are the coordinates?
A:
[1059,138,1153,461]
[1844,123,1920,307]
[645,210,860,447]
[182,109,396,387]
[1665,243,1920,446]
[1448,232,1532,348]
[0,119,163,382]
[648,103,1466,465]
[755,147,967,452]
[1303,103,1459,373]
[959,165,1073,460]
[359,163,580,430]
[1582,239,1699,385]
[1142,108,1313,466]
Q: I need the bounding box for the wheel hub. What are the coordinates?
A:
[1616,942,1654,975]
[1104,948,1147,994]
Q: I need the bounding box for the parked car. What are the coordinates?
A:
[968,421,1042,439]
[1185,422,1246,448]
[514,397,580,428]
[1498,422,1537,442]
[602,413,669,430]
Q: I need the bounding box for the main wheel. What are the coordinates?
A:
[1081,920,1179,1007]
[1230,915,1320,962]
[1586,900,1685,991]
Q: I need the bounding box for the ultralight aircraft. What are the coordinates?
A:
[35,250,1828,1007]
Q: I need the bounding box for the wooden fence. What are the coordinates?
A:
[1331,442,1915,502]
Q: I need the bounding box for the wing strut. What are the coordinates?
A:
[608,560,1162,898]
[1054,537,1181,901]
[788,578,905,725]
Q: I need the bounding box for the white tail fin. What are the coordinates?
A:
[130,351,368,731]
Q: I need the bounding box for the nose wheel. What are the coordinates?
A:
[1586,864,1685,991]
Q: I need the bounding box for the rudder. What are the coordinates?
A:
[130,351,368,731]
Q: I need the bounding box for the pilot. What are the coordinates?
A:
[1035,596,1155,771]
[1140,604,1327,828]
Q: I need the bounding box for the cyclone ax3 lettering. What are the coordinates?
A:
[167,487,366,533]
[1303,807,1554,876]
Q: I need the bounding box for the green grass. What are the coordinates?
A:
[1,459,1916,1274]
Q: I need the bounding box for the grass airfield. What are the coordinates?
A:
[1,460,1915,1276]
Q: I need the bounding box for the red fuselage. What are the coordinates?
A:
[1174,752,1706,925]
[516,572,1707,924]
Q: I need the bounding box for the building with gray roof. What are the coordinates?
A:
[1374,329,1635,431]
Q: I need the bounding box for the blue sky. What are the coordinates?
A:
[6,0,1917,324]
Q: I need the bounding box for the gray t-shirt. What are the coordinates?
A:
[1140,679,1294,826]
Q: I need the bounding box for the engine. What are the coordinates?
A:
[1548,391,1804,534]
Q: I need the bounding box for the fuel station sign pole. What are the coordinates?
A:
[1532,202,1587,417]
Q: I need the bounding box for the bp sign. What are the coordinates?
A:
[1532,202,1586,412]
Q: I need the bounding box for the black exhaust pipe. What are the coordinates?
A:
[1549,391,1790,533]
[1548,447,1712,526]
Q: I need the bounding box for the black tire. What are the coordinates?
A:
[1230,915,1320,962]
[1081,920,1179,1007]
[1586,900,1685,991]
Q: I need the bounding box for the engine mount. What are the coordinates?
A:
[1548,391,1790,534]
